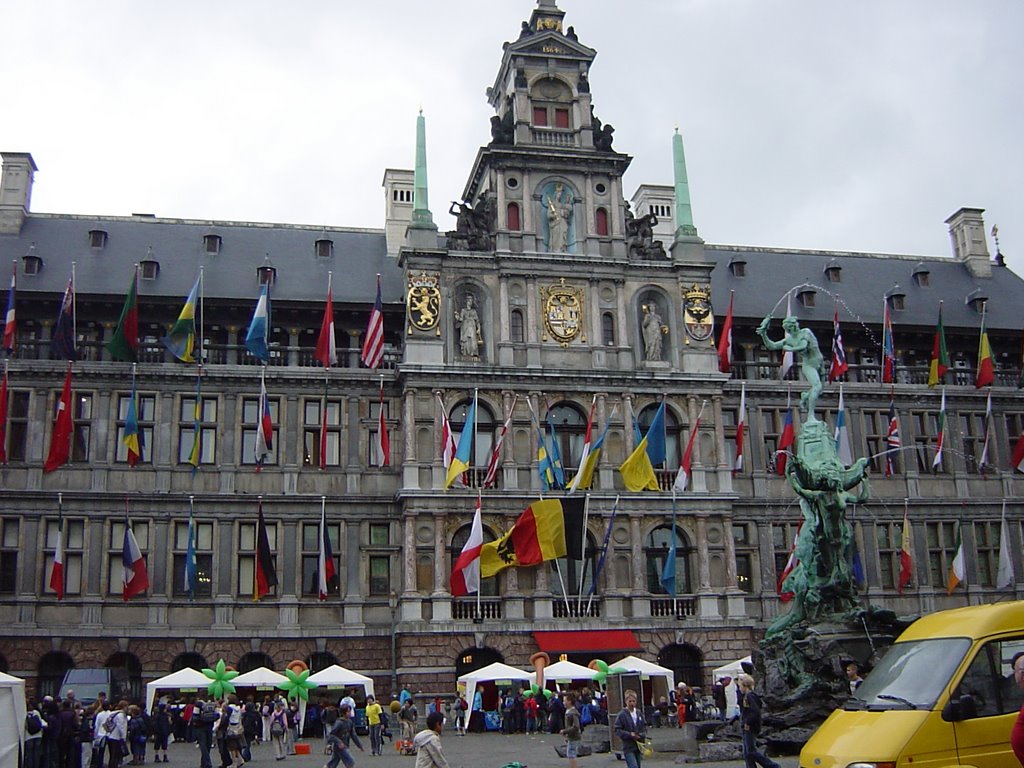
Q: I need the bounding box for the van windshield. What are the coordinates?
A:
[849,637,972,711]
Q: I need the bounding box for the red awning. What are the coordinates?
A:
[533,630,642,655]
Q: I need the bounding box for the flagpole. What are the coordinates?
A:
[576,492,590,613]
[198,266,205,365]
[525,395,545,498]
[671,490,678,618]
[554,557,572,620]
[476,491,482,619]
[472,388,478,487]
[70,262,77,358]
[188,494,195,601]
[585,494,618,618]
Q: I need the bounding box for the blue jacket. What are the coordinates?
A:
[613,707,647,753]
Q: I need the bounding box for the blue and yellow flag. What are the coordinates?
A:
[163,276,200,363]
[546,414,566,489]
[445,394,477,489]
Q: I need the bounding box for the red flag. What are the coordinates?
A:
[122,522,149,601]
[1011,431,1024,473]
[885,394,900,477]
[315,285,337,368]
[361,274,385,369]
[317,501,337,600]
[2,263,15,355]
[0,367,7,465]
[672,417,701,492]
[733,384,746,475]
[49,515,65,600]
[881,299,896,384]
[450,498,484,597]
[776,406,794,476]
[777,522,802,602]
[828,307,848,382]
[717,291,734,374]
[253,502,278,600]
[44,364,74,473]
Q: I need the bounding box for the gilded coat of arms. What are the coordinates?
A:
[540,278,585,346]
[683,283,714,342]
[406,272,441,336]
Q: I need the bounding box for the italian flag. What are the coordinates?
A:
[946,525,965,594]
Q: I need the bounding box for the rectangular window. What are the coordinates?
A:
[241,396,280,466]
[5,391,29,462]
[116,393,156,465]
[107,521,149,596]
[178,396,217,465]
[761,409,790,473]
[44,519,84,595]
[772,522,800,589]
[300,522,341,596]
[863,409,897,474]
[238,521,277,598]
[532,107,548,127]
[554,108,570,129]
[0,519,18,593]
[172,520,213,597]
[369,523,390,547]
[369,555,390,596]
[722,407,744,475]
[733,523,754,593]
[925,521,958,588]
[367,398,391,467]
[974,520,1000,587]
[960,412,992,474]
[71,393,93,462]
[909,410,944,474]
[303,399,342,468]
[875,521,904,590]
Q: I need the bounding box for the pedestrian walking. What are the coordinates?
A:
[613,689,648,768]
[324,703,363,768]
[269,701,289,761]
[412,712,449,768]
[364,695,384,756]
[737,673,781,768]
[559,693,582,768]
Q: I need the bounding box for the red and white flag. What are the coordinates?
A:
[0,366,8,465]
[828,307,848,382]
[733,384,746,475]
[717,291,734,374]
[978,390,992,474]
[672,417,701,492]
[439,398,462,486]
[361,274,385,369]
[2,263,15,355]
[317,500,337,600]
[49,512,65,600]
[777,522,802,602]
[43,364,74,473]
[254,372,274,471]
[898,507,913,594]
[483,396,517,489]
[314,281,337,369]
[780,292,794,379]
[450,498,483,597]
[122,522,150,600]
[1011,430,1024,474]
[373,383,389,467]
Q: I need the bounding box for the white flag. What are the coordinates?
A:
[997,504,1015,589]
[780,292,794,380]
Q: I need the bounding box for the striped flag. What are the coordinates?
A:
[184,502,198,598]
[373,383,390,467]
[450,498,484,597]
[976,305,994,389]
[106,267,139,362]
[717,291,734,374]
[163,275,201,363]
[122,518,149,601]
[828,307,848,382]
[928,302,949,386]
[834,385,853,466]
[361,274,385,369]
[49,510,65,600]
[946,524,965,594]
[483,397,516,489]
[881,298,896,384]
[480,499,567,577]
[254,372,274,471]
[776,402,794,476]
[123,375,142,467]
[50,278,77,361]
[438,397,462,486]
[733,384,746,475]
[253,502,278,601]
[885,395,900,477]
[2,263,15,355]
[931,388,946,471]
[672,416,701,492]
[315,281,338,369]
[187,374,203,473]
[317,499,337,600]
[978,390,992,474]
[567,399,596,494]
[897,508,912,594]
[244,284,271,363]
[777,522,801,602]
[445,393,476,489]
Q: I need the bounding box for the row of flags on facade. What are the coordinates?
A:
[717,290,1018,390]
[1,267,390,473]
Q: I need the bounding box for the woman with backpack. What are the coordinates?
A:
[126,705,149,765]
[24,698,46,768]
[268,700,289,760]
[151,702,173,763]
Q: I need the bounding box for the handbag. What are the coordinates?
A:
[638,739,654,758]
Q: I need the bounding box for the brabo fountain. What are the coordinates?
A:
[754,309,907,751]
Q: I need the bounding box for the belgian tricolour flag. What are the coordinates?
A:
[480,498,585,578]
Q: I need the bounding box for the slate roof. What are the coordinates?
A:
[707,245,1023,332]
[0,213,403,305]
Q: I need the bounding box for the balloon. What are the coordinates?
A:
[202,659,239,699]
[590,660,628,686]
[526,683,551,700]
[277,667,318,702]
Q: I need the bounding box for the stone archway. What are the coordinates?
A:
[658,642,703,690]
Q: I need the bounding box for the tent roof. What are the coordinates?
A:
[147,668,209,689]
[231,667,288,687]
[612,656,673,676]
[711,656,751,680]
[306,664,373,686]
[0,671,24,685]
[541,660,596,682]
[457,661,534,683]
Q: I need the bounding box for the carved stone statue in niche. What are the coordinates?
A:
[625,202,667,260]
[455,293,482,359]
[641,301,668,361]
[446,197,494,251]
[542,182,574,253]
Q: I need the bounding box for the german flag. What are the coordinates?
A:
[253,502,278,600]
[480,499,571,578]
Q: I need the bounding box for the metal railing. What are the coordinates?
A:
[553,600,601,618]
[452,599,503,621]
[649,597,695,618]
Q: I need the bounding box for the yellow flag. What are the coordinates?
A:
[619,436,659,491]
[480,528,519,578]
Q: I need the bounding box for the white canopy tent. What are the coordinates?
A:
[611,655,676,693]
[711,655,751,717]
[145,667,210,713]
[456,661,535,714]
[231,667,288,688]
[306,664,376,700]
[0,670,26,766]
[539,660,596,688]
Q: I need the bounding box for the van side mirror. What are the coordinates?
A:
[942,695,979,722]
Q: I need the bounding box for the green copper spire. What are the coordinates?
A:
[411,110,437,230]
[672,128,698,239]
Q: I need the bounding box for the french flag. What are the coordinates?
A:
[255,376,274,471]
[122,524,149,600]
[2,264,15,355]
[49,516,65,600]
[317,502,337,600]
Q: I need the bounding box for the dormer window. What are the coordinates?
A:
[797,287,816,308]
[886,290,906,312]
[912,263,930,287]
[22,253,42,275]
[315,239,334,259]
[140,259,160,280]
[728,257,747,278]
[88,229,108,249]
[824,260,842,283]
[257,264,276,286]
[203,234,222,254]
[965,288,988,313]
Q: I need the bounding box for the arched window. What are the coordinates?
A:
[171,652,208,673]
[551,531,599,613]
[645,525,692,594]
[507,203,521,232]
[308,652,340,673]
[658,643,704,690]
[530,78,573,130]
[636,403,682,468]
[545,402,588,473]
[595,207,609,236]
[450,525,499,597]
[38,651,74,699]
[510,309,525,343]
[449,399,496,487]
[602,312,616,346]
[238,651,274,674]
[106,651,143,702]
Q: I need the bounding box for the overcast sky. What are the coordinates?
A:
[4,1,1021,273]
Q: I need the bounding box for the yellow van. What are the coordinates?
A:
[800,600,1024,768]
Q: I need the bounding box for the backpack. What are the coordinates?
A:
[26,712,41,735]
[579,704,593,726]
[103,715,118,734]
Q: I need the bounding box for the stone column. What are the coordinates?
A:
[502,390,517,489]
[403,388,418,489]
[401,511,421,621]
[630,513,644,592]
[623,393,636,452]
[695,515,711,591]
[722,511,747,618]
[287,328,300,366]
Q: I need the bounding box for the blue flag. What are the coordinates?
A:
[660,547,677,596]
[546,413,566,489]
[645,401,667,466]
[244,284,270,362]
[184,512,198,598]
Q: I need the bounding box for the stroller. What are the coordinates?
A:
[396,739,417,756]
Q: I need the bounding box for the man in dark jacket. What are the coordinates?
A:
[613,689,647,768]
[737,674,780,768]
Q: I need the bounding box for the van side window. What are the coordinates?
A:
[954,638,1024,717]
